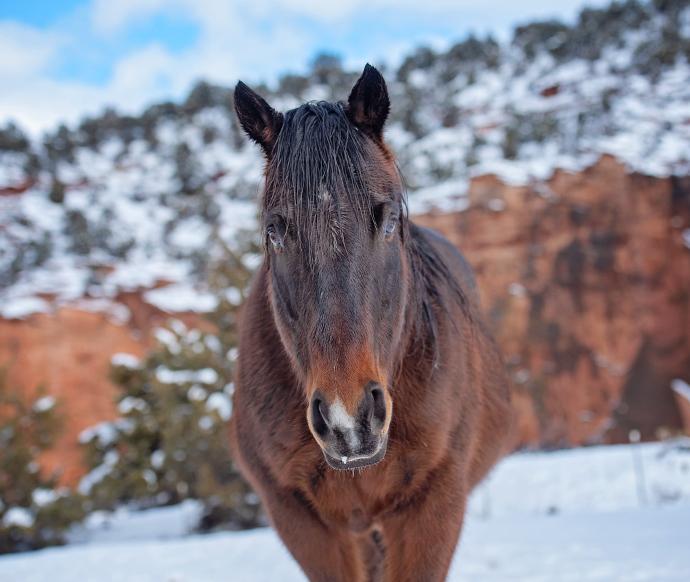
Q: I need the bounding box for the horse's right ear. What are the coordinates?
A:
[346,64,390,141]
[234,81,283,156]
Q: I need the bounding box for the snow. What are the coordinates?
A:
[117,397,149,414]
[0,507,688,582]
[452,507,690,582]
[155,367,219,385]
[144,284,218,314]
[466,441,690,517]
[79,421,119,446]
[168,217,212,251]
[487,198,505,212]
[33,395,56,412]
[2,442,689,580]
[671,379,690,402]
[205,392,232,420]
[224,287,242,305]
[111,353,141,369]
[198,416,214,431]
[32,488,61,507]
[0,296,51,319]
[67,500,203,546]
[2,507,34,529]
[682,229,690,250]
[78,451,120,494]
[150,450,165,469]
[154,327,181,354]
[407,178,470,215]
[80,425,115,448]
[187,385,207,402]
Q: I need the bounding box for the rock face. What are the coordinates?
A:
[417,156,690,447]
[1,309,143,487]
[0,291,206,486]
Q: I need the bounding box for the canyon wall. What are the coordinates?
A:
[417,156,690,447]
[0,293,205,486]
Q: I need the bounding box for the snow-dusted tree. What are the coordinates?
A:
[0,122,30,152]
[0,374,86,553]
[174,142,202,196]
[80,231,263,531]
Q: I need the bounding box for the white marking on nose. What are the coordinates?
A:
[329,397,360,449]
[330,398,355,429]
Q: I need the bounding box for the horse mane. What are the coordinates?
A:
[263,100,469,366]
[405,220,471,369]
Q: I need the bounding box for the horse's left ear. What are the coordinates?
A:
[234,81,283,156]
[346,64,390,140]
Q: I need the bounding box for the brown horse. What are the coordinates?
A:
[230,64,513,582]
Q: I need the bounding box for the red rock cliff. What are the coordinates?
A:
[0,291,206,486]
[417,156,690,447]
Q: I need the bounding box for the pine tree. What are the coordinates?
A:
[80,229,264,531]
[0,373,86,553]
[174,142,202,196]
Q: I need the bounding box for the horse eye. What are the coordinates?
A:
[374,203,399,241]
[383,215,398,240]
[266,223,285,251]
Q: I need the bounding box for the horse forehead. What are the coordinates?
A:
[302,203,370,258]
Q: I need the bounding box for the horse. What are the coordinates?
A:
[229,64,514,582]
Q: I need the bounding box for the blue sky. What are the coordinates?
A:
[0,0,609,133]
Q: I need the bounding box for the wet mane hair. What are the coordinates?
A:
[264,101,387,261]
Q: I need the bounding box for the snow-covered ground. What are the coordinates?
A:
[1,441,689,581]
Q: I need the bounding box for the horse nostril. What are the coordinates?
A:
[369,385,387,431]
[311,395,329,438]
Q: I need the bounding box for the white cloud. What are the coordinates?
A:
[109,43,178,93]
[0,1,311,133]
[0,21,64,78]
[91,0,171,36]
[89,0,607,29]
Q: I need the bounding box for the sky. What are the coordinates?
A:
[0,0,610,134]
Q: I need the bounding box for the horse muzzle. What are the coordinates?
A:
[308,382,391,471]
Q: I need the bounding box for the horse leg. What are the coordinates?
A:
[379,463,466,582]
[262,488,367,582]
[358,528,386,582]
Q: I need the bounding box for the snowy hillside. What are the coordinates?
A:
[1,441,689,581]
[1,0,690,318]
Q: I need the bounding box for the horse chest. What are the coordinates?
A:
[304,449,426,531]
[309,472,384,531]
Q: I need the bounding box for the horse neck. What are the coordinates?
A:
[393,255,443,400]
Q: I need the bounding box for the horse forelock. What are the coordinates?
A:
[263,101,396,262]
